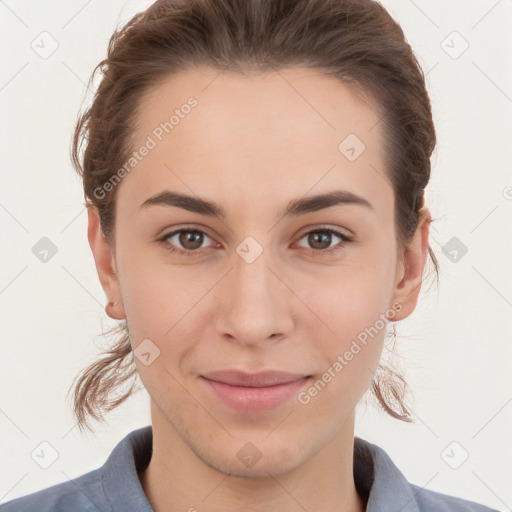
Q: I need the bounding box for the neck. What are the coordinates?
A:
[139,404,366,512]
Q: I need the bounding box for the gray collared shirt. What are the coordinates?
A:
[0,425,500,511]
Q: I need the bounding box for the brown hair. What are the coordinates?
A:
[68,0,439,433]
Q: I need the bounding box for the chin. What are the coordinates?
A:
[197,436,309,479]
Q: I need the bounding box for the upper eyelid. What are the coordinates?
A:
[297,225,350,238]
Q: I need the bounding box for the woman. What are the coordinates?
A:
[0,0,500,510]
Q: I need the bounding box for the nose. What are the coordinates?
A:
[214,246,294,347]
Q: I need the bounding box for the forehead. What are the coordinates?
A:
[119,66,390,215]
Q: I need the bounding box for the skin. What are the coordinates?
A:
[88,66,431,512]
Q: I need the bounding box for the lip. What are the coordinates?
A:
[201,369,309,387]
[200,370,311,413]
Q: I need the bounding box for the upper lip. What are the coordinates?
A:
[201,370,310,387]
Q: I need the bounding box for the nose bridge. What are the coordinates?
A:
[233,241,272,299]
[215,239,293,344]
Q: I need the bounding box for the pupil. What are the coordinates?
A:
[180,231,203,250]
[309,232,330,249]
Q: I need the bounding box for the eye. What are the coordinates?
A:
[158,226,353,257]
[158,228,215,256]
[296,227,352,255]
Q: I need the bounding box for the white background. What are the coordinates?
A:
[0,0,511,510]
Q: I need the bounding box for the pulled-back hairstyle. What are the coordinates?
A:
[69,0,439,432]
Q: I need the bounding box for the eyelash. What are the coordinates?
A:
[157,226,353,257]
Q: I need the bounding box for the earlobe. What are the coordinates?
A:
[389,208,432,322]
[87,205,126,320]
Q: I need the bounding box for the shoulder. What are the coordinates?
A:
[0,468,105,512]
[354,437,500,512]
[411,484,501,512]
[0,425,153,512]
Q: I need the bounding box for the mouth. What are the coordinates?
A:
[200,370,312,413]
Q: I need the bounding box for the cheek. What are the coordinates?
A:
[297,238,396,392]
[296,273,390,420]
[116,219,396,369]
[115,239,217,389]
[301,253,396,343]
[115,236,202,338]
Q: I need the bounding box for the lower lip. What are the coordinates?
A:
[201,376,311,414]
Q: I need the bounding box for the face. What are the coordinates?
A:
[89,66,430,477]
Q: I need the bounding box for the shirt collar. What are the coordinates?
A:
[101,426,154,511]
[354,435,421,511]
[101,425,421,512]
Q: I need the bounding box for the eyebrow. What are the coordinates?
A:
[139,189,374,220]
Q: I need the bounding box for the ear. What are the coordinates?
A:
[87,205,126,320]
[389,207,432,321]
